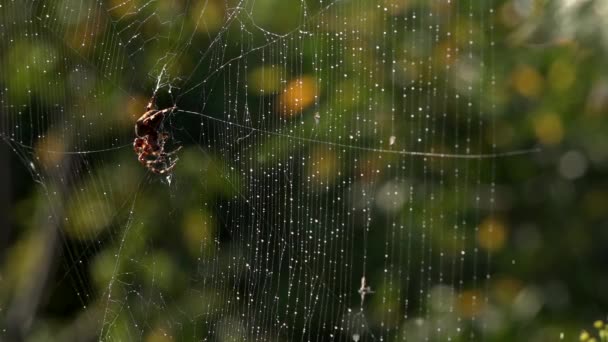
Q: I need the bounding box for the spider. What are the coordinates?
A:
[133,95,181,174]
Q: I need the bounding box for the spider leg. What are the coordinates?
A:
[146,95,156,111]
[146,157,178,175]
[162,145,182,157]
[157,106,177,116]
[142,151,176,167]
[146,107,177,126]
[139,152,154,166]
[154,158,179,175]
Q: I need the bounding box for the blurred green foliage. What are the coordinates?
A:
[1,0,607,341]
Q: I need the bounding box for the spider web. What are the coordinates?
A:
[1,0,534,340]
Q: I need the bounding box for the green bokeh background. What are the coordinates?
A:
[1,0,607,341]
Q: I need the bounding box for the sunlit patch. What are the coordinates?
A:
[477,216,507,252]
[248,65,283,95]
[279,76,317,117]
[190,0,225,34]
[511,65,543,98]
[182,210,216,257]
[456,290,483,318]
[533,112,564,146]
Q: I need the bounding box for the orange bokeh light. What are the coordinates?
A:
[278,76,317,117]
[457,290,484,318]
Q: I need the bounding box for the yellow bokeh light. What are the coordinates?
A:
[477,216,507,252]
[512,65,543,98]
[533,112,564,146]
[190,0,225,34]
[279,76,317,117]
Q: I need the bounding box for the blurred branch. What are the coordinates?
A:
[3,155,72,341]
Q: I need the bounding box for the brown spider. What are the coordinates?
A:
[133,96,181,174]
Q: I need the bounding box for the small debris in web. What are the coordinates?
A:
[389,135,396,146]
[314,112,321,125]
[358,276,374,306]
